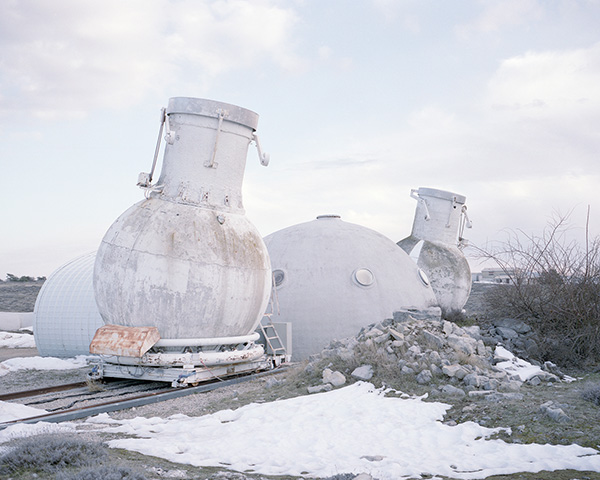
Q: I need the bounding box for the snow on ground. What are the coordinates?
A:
[0,401,48,423]
[84,382,600,480]
[494,346,545,381]
[1,332,598,479]
[493,346,576,382]
[0,331,36,348]
[0,355,91,377]
[0,351,90,423]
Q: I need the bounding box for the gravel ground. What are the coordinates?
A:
[3,349,600,480]
[2,283,600,479]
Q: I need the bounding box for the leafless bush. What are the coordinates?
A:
[473,208,600,367]
[581,382,600,406]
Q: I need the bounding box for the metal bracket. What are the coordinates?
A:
[138,106,173,191]
[458,205,472,249]
[205,109,227,169]
[410,189,430,221]
[164,111,175,145]
[137,107,167,188]
[252,133,270,166]
[446,196,461,228]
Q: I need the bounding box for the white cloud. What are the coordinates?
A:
[456,0,544,37]
[0,0,166,117]
[370,0,420,31]
[0,0,301,118]
[166,0,303,75]
[479,42,600,181]
[487,42,600,116]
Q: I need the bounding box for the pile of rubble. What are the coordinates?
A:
[305,308,569,401]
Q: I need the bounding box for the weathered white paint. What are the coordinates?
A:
[154,332,259,347]
[264,215,439,361]
[33,252,105,357]
[99,342,265,368]
[94,98,271,340]
[398,187,472,317]
[409,187,467,245]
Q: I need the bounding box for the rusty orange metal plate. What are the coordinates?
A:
[89,324,160,357]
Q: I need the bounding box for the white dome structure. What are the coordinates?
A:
[264,215,438,360]
[33,252,104,357]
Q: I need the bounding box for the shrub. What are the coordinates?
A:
[57,465,148,480]
[474,209,600,367]
[581,382,600,406]
[0,434,106,476]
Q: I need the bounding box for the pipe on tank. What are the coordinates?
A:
[154,332,259,348]
[100,342,264,367]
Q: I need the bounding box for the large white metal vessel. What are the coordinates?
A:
[264,215,439,360]
[397,187,472,317]
[94,97,272,342]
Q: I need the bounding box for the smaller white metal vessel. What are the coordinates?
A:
[398,187,472,317]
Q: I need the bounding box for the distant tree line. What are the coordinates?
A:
[2,273,46,282]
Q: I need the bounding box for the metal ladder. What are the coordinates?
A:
[259,321,286,357]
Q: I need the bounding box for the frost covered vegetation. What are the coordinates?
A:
[476,211,600,368]
[0,434,149,479]
[582,382,600,406]
[0,278,44,312]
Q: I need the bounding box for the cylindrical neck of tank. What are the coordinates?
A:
[410,187,466,246]
[152,97,259,213]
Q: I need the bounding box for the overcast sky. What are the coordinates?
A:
[1,0,599,277]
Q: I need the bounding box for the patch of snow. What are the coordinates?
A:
[0,331,36,348]
[0,401,49,423]
[0,355,92,377]
[494,346,543,381]
[85,382,600,479]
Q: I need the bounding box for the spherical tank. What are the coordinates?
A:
[94,98,271,340]
[33,252,104,357]
[264,215,438,360]
[398,187,472,318]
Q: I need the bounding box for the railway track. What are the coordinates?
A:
[0,368,283,430]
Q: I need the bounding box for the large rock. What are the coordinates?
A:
[440,385,466,397]
[422,330,445,350]
[540,401,570,423]
[323,368,346,387]
[442,364,469,380]
[352,365,374,381]
[446,334,478,356]
[416,369,433,384]
[495,318,532,334]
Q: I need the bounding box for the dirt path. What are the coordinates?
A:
[0,347,39,362]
